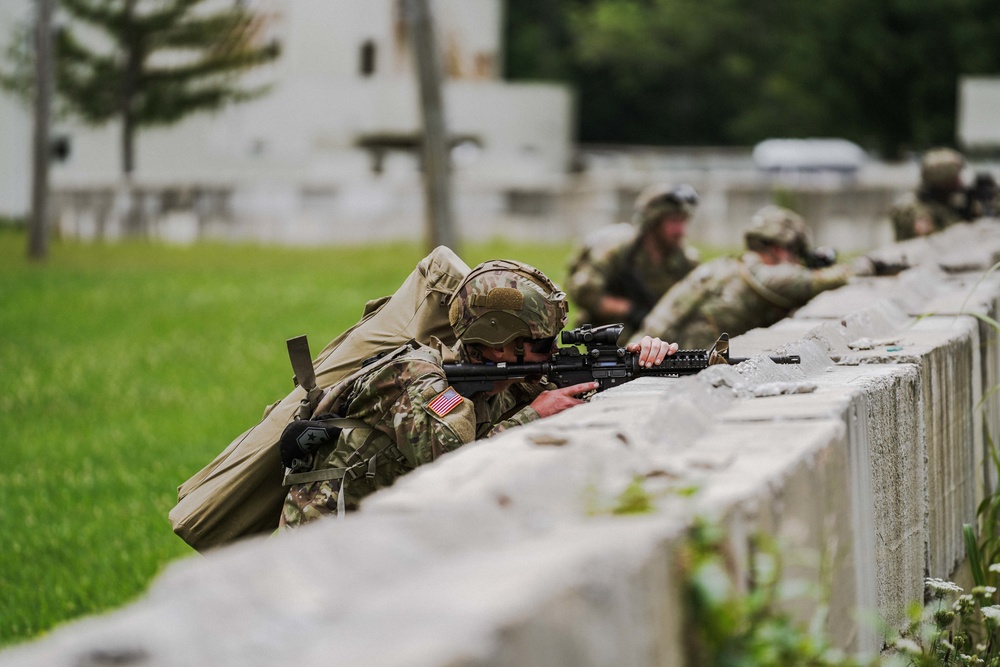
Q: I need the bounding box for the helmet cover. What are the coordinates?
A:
[920,148,964,188]
[449,259,568,348]
[631,183,699,232]
[744,205,810,257]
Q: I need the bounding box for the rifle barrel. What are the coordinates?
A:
[728,355,801,365]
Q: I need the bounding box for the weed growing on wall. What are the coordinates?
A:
[881,574,1000,666]
[676,519,1000,666]
[679,519,871,667]
[676,521,1000,666]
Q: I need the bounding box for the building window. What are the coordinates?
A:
[360,40,376,77]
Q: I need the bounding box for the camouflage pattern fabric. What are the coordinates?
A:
[449,259,568,347]
[889,190,969,241]
[280,342,540,527]
[633,251,852,348]
[566,223,699,339]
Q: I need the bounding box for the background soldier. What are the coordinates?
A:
[889,147,976,241]
[566,183,701,340]
[281,259,676,526]
[632,205,852,348]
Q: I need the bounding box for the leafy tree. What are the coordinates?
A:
[774,0,1000,158]
[505,0,1000,157]
[3,0,280,176]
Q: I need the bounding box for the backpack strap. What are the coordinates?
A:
[282,342,422,488]
[280,415,370,485]
[287,335,324,420]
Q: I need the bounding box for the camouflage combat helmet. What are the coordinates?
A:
[631,183,699,232]
[920,148,965,189]
[449,259,568,348]
[744,205,810,257]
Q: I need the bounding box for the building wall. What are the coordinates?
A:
[959,76,1000,151]
[0,0,564,217]
[0,0,32,217]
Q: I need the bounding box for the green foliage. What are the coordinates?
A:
[0,232,572,647]
[505,0,1000,155]
[1,0,280,174]
[55,0,279,126]
[680,519,868,667]
[977,429,1000,574]
[611,476,655,515]
[881,576,1000,666]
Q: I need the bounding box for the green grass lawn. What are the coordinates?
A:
[0,229,576,647]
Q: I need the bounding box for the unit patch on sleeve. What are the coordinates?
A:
[428,386,463,417]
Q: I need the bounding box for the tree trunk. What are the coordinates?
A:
[28,0,54,261]
[120,0,140,235]
[407,0,456,253]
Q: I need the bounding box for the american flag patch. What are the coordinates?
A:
[428,386,463,417]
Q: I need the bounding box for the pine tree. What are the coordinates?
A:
[5,0,280,176]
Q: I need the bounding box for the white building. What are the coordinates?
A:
[958,76,1000,153]
[1,1,943,252]
[0,0,575,243]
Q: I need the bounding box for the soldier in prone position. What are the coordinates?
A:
[280,259,678,526]
[566,183,701,341]
[888,147,998,241]
[632,206,854,349]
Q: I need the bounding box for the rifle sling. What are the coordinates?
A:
[739,265,798,311]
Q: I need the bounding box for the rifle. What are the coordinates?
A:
[966,171,999,219]
[803,246,838,269]
[444,323,801,397]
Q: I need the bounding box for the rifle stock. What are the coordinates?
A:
[444,324,800,397]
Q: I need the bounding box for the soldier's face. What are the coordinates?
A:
[655,215,688,247]
[759,245,798,266]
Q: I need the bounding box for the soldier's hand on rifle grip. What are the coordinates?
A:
[626,336,679,368]
[530,382,600,417]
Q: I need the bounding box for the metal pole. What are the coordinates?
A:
[407,0,457,252]
[28,0,54,261]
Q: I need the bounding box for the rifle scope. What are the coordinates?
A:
[560,323,624,347]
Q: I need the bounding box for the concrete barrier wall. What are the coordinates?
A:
[48,173,902,253]
[4,220,1000,666]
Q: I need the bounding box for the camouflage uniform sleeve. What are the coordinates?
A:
[379,361,478,466]
[483,406,540,437]
[566,247,613,316]
[889,193,930,241]
[751,262,851,306]
[566,228,635,319]
[808,264,853,295]
[473,381,542,438]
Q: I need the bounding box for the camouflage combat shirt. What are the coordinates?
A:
[889,189,970,241]
[280,340,541,527]
[566,223,699,339]
[632,251,852,349]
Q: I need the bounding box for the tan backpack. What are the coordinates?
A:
[169,246,470,552]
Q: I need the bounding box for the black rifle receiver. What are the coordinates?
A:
[444,323,801,397]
